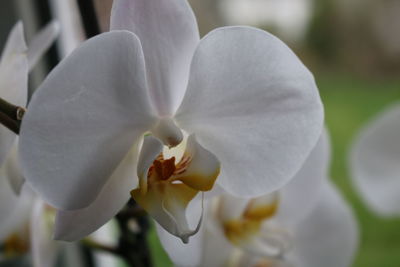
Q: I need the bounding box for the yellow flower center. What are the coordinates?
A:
[3,233,29,258]
[223,197,279,245]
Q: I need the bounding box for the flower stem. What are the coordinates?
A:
[0,97,25,134]
[116,199,153,267]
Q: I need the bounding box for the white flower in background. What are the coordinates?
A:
[350,103,400,217]
[0,182,84,267]
[158,130,359,267]
[19,0,323,242]
[0,20,58,176]
[0,20,72,267]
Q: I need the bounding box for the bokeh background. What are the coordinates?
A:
[1,0,399,266]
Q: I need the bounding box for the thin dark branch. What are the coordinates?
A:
[0,97,25,134]
[82,239,119,255]
[116,199,153,267]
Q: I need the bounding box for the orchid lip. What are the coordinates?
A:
[132,134,220,242]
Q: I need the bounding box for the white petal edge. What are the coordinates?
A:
[27,20,60,71]
[277,128,331,225]
[350,102,400,216]
[19,30,156,210]
[176,26,324,198]
[54,143,139,241]
[288,181,359,267]
[110,0,200,115]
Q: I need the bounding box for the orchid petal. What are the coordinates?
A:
[0,22,27,62]
[2,141,25,195]
[31,199,59,267]
[217,193,283,258]
[0,22,28,166]
[132,184,200,243]
[110,0,200,115]
[176,26,324,198]
[288,182,358,267]
[350,103,400,216]
[277,128,330,225]
[27,21,59,71]
[137,136,164,195]
[19,31,156,210]
[157,229,203,267]
[156,196,233,267]
[54,144,139,241]
[175,135,220,192]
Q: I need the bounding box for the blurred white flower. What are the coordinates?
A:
[350,103,400,217]
[158,130,359,267]
[0,20,70,267]
[0,20,58,175]
[19,0,323,243]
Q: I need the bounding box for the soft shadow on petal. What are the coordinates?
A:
[0,22,28,166]
[176,26,324,198]
[19,31,156,210]
[277,128,331,225]
[110,0,200,115]
[54,143,139,241]
[27,20,60,71]
[350,102,400,216]
[288,181,358,267]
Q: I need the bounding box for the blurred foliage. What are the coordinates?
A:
[306,0,338,63]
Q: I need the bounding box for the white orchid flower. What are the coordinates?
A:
[19,0,323,242]
[350,103,400,216]
[158,130,359,267]
[0,182,83,267]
